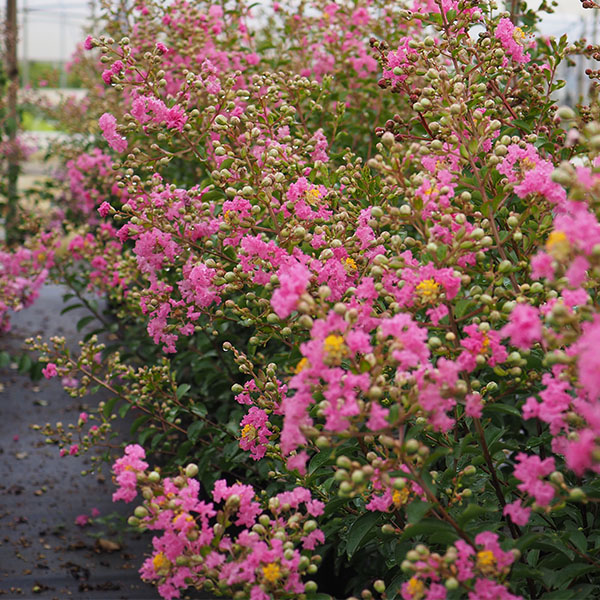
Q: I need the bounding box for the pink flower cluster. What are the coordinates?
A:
[112,450,324,600]
[401,533,520,600]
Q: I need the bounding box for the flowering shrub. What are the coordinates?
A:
[0,235,55,332]
[18,0,600,599]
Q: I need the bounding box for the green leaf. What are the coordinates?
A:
[456,503,495,527]
[151,432,166,451]
[483,402,521,418]
[176,383,191,400]
[568,529,587,554]
[399,518,457,543]
[551,563,596,588]
[454,299,475,319]
[138,427,155,446]
[346,511,380,558]
[191,403,207,418]
[60,303,83,315]
[406,500,431,525]
[18,353,32,374]
[103,395,118,419]
[187,420,204,444]
[308,450,332,475]
[0,351,9,368]
[539,589,575,599]
[130,415,150,435]
[76,315,96,331]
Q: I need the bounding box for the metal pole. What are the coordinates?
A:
[5,0,19,244]
[21,0,28,87]
[59,0,66,87]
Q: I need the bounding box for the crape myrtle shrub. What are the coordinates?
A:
[17,0,600,598]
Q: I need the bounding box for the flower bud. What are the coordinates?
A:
[134,506,148,519]
[445,577,459,590]
[405,439,419,454]
[185,463,199,478]
[569,487,586,502]
[148,471,160,483]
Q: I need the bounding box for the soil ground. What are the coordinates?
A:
[0,285,165,599]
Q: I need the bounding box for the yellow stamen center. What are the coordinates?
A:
[152,552,170,572]
[424,186,439,196]
[262,562,281,583]
[416,278,440,302]
[241,424,257,441]
[344,257,358,271]
[521,157,537,170]
[392,487,410,507]
[224,210,233,222]
[513,27,526,43]
[323,334,346,360]
[481,333,490,354]
[546,230,570,259]
[407,577,425,596]
[306,188,323,205]
[477,549,496,568]
[294,357,309,374]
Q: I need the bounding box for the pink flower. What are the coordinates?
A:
[501,303,541,350]
[474,531,515,570]
[383,37,418,86]
[271,261,311,318]
[465,393,483,418]
[111,60,124,74]
[91,507,100,517]
[79,412,88,424]
[522,373,572,434]
[75,514,89,527]
[155,42,168,54]
[42,362,58,378]
[495,18,530,64]
[469,578,522,600]
[310,128,329,163]
[458,325,507,372]
[212,480,261,527]
[513,452,555,506]
[531,251,554,280]
[239,407,271,460]
[565,255,589,287]
[565,429,597,476]
[98,113,127,153]
[286,451,309,475]
[165,105,187,132]
[98,201,112,217]
[83,35,94,50]
[503,499,531,526]
[455,540,475,581]
[112,444,148,503]
[577,317,600,400]
[380,313,430,374]
[366,402,389,430]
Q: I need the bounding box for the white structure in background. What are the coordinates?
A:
[538,2,600,104]
[13,0,600,101]
[18,0,92,86]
